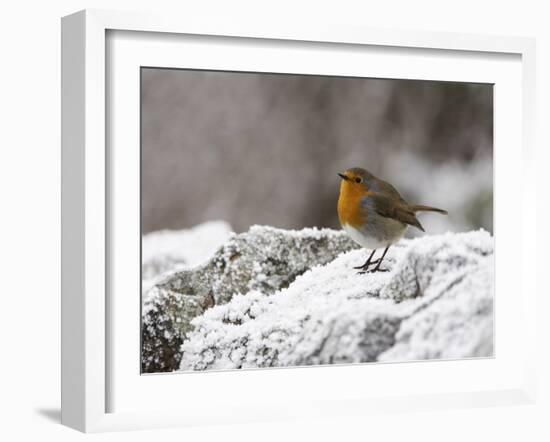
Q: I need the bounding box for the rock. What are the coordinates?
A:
[142,225,359,372]
[178,230,494,371]
[378,259,494,361]
[142,220,233,282]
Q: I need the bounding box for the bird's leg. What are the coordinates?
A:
[369,246,390,273]
[354,249,378,272]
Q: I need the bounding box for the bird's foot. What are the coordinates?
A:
[355,246,391,274]
[368,267,389,273]
[353,258,380,271]
[357,268,390,275]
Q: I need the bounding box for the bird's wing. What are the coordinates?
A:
[368,192,425,232]
[370,177,408,204]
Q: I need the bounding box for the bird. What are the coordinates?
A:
[337,167,447,273]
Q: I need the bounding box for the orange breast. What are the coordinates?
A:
[337,181,368,228]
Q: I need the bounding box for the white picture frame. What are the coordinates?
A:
[61,9,537,433]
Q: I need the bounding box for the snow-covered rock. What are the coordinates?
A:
[142,221,233,289]
[178,230,494,371]
[142,225,359,372]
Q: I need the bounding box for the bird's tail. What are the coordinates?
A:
[411,205,448,215]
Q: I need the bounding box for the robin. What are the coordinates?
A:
[337,167,447,273]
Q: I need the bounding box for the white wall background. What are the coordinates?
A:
[0,1,547,441]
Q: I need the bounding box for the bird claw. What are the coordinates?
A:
[356,266,389,275]
[353,247,390,274]
[369,267,389,273]
[353,258,381,271]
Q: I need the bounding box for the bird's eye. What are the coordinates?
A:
[355,177,362,184]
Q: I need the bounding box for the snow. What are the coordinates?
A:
[140,221,493,373]
[382,150,493,235]
[178,230,493,371]
[142,220,233,291]
[141,224,358,372]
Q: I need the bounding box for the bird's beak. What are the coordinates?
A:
[338,173,349,181]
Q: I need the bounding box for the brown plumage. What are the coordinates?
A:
[337,167,448,273]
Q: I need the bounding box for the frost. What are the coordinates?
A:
[141,223,493,373]
[178,230,493,371]
[142,225,358,372]
[142,220,233,291]
[382,151,493,235]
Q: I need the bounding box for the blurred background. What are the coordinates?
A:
[141,68,493,236]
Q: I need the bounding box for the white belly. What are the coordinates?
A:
[342,223,405,250]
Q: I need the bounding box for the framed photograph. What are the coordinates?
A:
[61,9,537,432]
